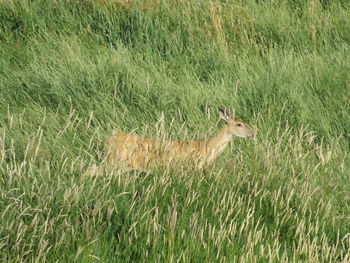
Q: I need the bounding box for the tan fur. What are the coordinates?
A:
[84,107,253,176]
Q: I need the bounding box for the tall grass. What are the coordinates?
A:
[1,0,349,262]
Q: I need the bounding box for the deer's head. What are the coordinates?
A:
[218,106,254,138]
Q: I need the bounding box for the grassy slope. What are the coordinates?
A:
[0,0,350,262]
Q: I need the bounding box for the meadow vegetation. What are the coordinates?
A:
[0,0,350,262]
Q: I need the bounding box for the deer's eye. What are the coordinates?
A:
[237,123,243,127]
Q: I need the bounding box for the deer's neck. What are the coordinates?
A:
[205,124,233,163]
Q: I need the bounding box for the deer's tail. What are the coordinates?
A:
[82,164,105,178]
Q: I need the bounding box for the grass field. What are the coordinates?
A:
[1,0,350,262]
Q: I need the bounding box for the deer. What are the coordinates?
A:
[83,107,253,177]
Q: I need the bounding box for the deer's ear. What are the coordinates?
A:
[218,106,232,122]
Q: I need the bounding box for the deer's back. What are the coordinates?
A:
[106,132,206,169]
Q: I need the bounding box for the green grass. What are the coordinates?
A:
[1,0,350,262]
